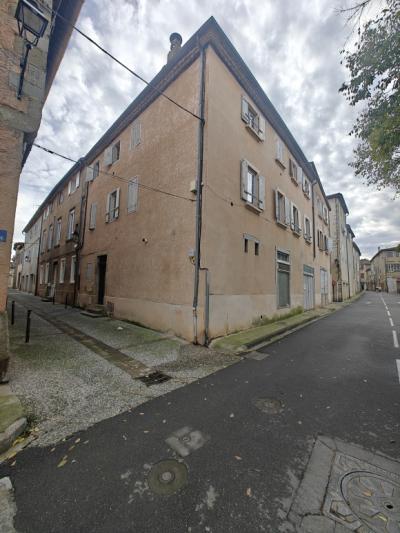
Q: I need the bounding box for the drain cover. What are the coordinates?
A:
[340,471,400,532]
[137,371,171,386]
[253,397,284,414]
[165,426,210,457]
[147,459,188,496]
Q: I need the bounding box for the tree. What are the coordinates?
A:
[339,0,400,195]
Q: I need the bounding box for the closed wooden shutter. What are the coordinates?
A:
[240,160,248,200]
[241,97,249,123]
[128,178,139,213]
[258,175,265,210]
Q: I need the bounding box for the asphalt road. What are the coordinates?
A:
[1,291,400,532]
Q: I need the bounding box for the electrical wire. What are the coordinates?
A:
[35,0,203,122]
[32,142,195,203]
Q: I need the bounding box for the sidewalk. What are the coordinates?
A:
[211,292,365,354]
[4,291,237,448]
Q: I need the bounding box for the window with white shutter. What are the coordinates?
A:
[67,209,75,239]
[86,166,94,182]
[107,189,120,222]
[128,178,139,213]
[290,203,301,235]
[89,203,97,229]
[112,141,120,163]
[240,96,265,141]
[70,256,76,283]
[304,216,312,243]
[302,175,311,198]
[240,159,265,212]
[275,139,285,167]
[104,146,113,166]
[275,190,287,226]
[59,258,66,283]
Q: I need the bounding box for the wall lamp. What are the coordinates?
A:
[15,0,48,99]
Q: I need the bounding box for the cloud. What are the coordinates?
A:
[14,0,398,260]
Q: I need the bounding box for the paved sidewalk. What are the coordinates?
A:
[6,291,236,447]
[211,292,365,354]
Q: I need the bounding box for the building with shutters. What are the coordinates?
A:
[24,17,337,343]
[370,247,400,293]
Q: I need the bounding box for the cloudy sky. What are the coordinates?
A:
[16,0,398,258]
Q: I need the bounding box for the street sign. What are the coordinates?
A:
[0,230,7,242]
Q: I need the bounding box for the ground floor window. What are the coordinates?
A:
[70,256,77,284]
[277,250,290,308]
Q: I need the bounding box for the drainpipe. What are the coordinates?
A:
[345,232,351,300]
[34,215,43,296]
[311,182,316,259]
[73,161,87,306]
[192,44,206,344]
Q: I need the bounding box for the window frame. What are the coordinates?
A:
[67,208,75,240]
[276,249,291,309]
[112,141,120,164]
[70,255,76,284]
[59,258,66,284]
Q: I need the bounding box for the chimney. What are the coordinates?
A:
[167,32,182,63]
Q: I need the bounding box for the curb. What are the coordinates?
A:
[0,418,27,455]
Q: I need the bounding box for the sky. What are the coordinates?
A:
[15,0,399,259]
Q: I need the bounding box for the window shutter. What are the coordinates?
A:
[303,215,307,238]
[275,190,279,221]
[115,188,120,218]
[86,166,94,182]
[105,193,110,222]
[240,160,248,200]
[258,175,265,210]
[89,203,97,229]
[258,116,265,141]
[76,173,80,188]
[284,197,291,226]
[290,202,295,229]
[241,97,249,123]
[327,237,333,252]
[299,168,303,187]
[289,159,293,177]
[104,146,112,166]
[68,181,72,195]
[298,208,302,232]
[128,178,139,213]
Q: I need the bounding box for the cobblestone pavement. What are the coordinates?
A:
[5,290,237,447]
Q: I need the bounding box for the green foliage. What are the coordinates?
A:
[340,1,400,194]
[252,306,303,327]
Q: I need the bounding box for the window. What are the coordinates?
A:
[277,250,290,308]
[47,224,53,250]
[112,141,120,163]
[317,230,324,251]
[106,189,120,222]
[68,181,72,195]
[127,178,139,213]
[240,160,265,211]
[55,218,62,245]
[70,256,76,283]
[316,197,323,218]
[93,161,99,179]
[275,138,285,167]
[304,216,312,243]
[290,203,301,235]
[75,172,80,189]
[67,209,75,240]
[58,191,64,205]
[41,229,46,253]
[302,175,311,198]
[241,97,265,141]
[289,159,298,184]
[243,234,260,255]
[59,258,66,283]
[387,263,400,272]
[39,264,44,284]
[244,237,249,253]
[254,241,259,256]
[89,203,97,229]
[131,122,141,148]
[323,205,329,224]
[45,262,49,284]
[324,235,328,253]
[275,190,290,227]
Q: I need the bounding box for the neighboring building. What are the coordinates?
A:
[360,259,373,291]
[0,0,83,313]
[26,17,333,343]
[20,215,42,294]
[370,247,400,293]
[12,242,24,290]
[327,193,361,301]
[8,262,15,288]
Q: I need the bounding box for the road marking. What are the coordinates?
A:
[393,331,399,349]
[389,318,394,327]
[396,360,400,383]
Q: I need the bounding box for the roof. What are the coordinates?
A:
[370,246,400,262]
[327,193,349,215]
[308,162,331,210]
[346,224,355,238]
[24,16,332,230]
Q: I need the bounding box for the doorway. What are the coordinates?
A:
[51,261,58,298]
[303,265,315,310]
[97,255,107,305]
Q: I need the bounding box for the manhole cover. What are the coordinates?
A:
[147,459,188,496]
[341,471,400,532]
[253,397,284,414]
[137,371,171,386]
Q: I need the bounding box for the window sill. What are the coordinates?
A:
[303,191,311,199]
[275,158,286,169]
[290,177,299,186]
[292,229,301,237]
[245,123,264,142]
[245,202,262,214]
[276,220,288,229]
[304,237,312,244]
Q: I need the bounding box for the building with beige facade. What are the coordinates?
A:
[26,17,335,343]
[327,193,361,301]
[0,0,82,314]
[360,258,373,291]
[370,247,400,293]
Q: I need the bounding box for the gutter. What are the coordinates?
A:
[192,44,207,344]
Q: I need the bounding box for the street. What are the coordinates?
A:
[1,291,400,532]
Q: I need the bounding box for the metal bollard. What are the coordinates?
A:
[11,300,15,325]
[25,310,31,343]
[65,294,68,309]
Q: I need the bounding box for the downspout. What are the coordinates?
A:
[311,183,316,259]
[73,162,88,306]
[345,232,351,300]
[192,44,206,344]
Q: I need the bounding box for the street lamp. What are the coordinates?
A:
[14,0,48,99]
